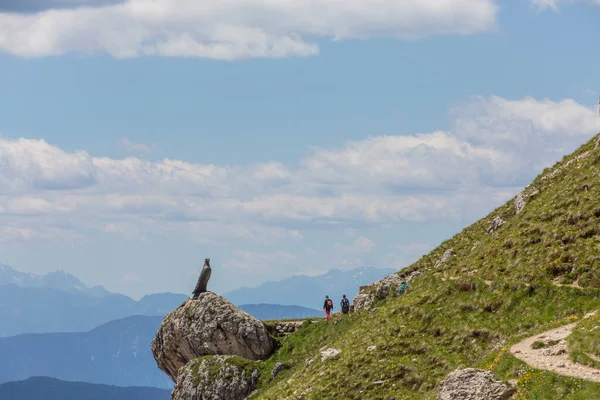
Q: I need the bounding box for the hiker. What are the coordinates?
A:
[397,281,409,295]
[323,295,334,320]
[340,294,350,314]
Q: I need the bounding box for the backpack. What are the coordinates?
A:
[341,298,349,307]
[326,299,333,308]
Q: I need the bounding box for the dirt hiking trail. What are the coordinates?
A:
[510,313,600,382]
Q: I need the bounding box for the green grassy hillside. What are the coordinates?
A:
[247,133,600,399]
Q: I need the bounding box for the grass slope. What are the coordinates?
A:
[247,133,600,399]
[568,312,600,369]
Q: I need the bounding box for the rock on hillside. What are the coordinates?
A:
[171,355,260,400]
[151,292,275,382]
[353,270,422,311]
[438,368,514,400]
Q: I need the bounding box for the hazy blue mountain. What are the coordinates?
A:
[0,284,188,337]
[0,316,173,389]
[0,263,112,297]
[224,266,396,309]
[239,304,322,320]
[0,377,170,400]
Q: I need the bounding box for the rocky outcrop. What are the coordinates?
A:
[171,355,259,400]
[405,270,422,283]
[434,249,454,268]
[438,368,514,400]
[487,217,505,235]
[541,150,591,183]
[514,185,539,214]
[151,292,275,382]
[353,270,423,311]
[320,348,340,362]
[353,292,375,311]
[274,321,305,335]
[375,273,403,300]
[271,362,289,379]
[514,193,526,214]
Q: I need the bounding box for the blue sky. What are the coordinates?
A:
[0,0,599,299]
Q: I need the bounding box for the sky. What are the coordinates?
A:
[0,0,599,299]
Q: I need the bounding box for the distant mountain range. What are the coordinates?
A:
[0,262,394,336]
[239,304,321,320]
[0,305,323,389]
[0,377,170,400]
[0,263,111,297]
[224,266,396,309]
[0,284,187,337]
[0,315,173,389]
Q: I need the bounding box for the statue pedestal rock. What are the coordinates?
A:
[151,292,275,382]
[152,258,274,400]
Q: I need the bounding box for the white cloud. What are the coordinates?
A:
[531,0,600,10]
[0,0,499,59]
[224,250,298,274]
[353,236,376,253]
[1,95,599,245]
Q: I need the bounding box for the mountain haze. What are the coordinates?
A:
[225,266,396,309]
[239,304,321,320]
[0,316,172,389]
[0,284,187,337]
[0,263,111,296]
[0,377,170,400]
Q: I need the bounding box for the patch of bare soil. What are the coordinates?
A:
[510,313,600,382]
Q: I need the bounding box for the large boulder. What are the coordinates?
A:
[375,273,403,300]
[353,270,423,311]
[438,368,515,400]
[172,355,259,400]
[151,293,275,382]
[353,292,375,311]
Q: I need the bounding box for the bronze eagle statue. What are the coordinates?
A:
[192,258,212,299]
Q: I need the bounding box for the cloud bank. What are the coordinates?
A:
[1,95,599,246]
[530,0,600,10]
[0,0,499,59]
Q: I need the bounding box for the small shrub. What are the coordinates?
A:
[502,239,515,249]
[545,263,571,277]
[459,304,478,312]
[482,300,503,313]
[458,282,476,292]
[531,341,547,349]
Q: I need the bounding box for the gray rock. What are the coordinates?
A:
[434,249,454,268]
[405,270,422,284]
[271,362,288,379]
[172,355,259,400]
[375,273,403,300]
[320,348,341,362]
[151,292,275,382]
[438,368,515,400]
[353,292,375,311]
[514,193,526,214]
[305,358,315,369]
[487,217,506,235]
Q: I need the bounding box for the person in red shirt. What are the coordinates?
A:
[323,295,334,320]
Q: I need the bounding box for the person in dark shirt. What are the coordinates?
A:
[340,295,350,314]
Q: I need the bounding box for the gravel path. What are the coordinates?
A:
[510,314,600,382]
